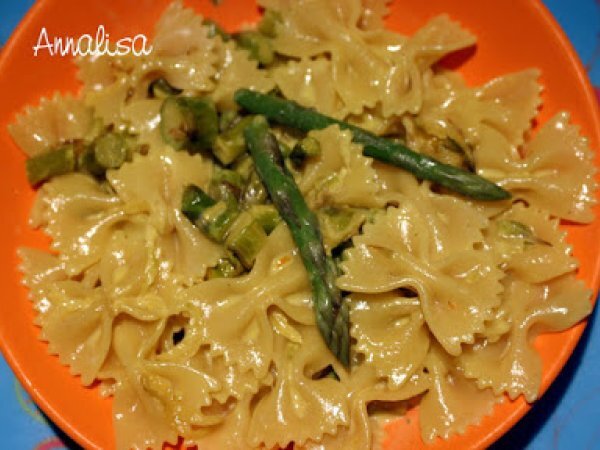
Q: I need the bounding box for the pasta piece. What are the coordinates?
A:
[358,0,391,30]
[350,292,430,388]
[121,98,163,149]
[247,328,350,449]
[76,51,139,92]
[107,147,220,274]
[83,79,130,130]
[186,225,309,378]
[297,125,384,209]
[476,69,542,148]
[458,275,592,402]
[110,318,189,450]
[416,70,541,169]
[18,248,67,309]
[307,364,430,450]
[39,280,113,385]
[211,41,275,110]
[404,15,476,70]
[151,1,218,91]
[486,203,578,283]
[113,377,180,450]
[186,396,254,450]
[419,345,499,442]
[498,113,597,223]
[339,196,502,355]
[98,223,160,300]
[269,0,473,117]
[196,354,272,405]
[272,58,346,119]
[107,140,214,227]
[31,173,126,275]
[8,93,94,156]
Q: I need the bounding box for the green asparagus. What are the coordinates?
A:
[160,96,219,152]
[148,78,182,99]
[182,184,267,269]
[243,116,350,367]
[26,144,76,185]
[234,89,511,201]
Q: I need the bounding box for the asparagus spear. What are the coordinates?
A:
[234,89,511,201]
[244,116,350,367]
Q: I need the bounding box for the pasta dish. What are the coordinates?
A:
[8,1,596,449]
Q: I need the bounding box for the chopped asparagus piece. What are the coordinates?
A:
[160,96,219,152]
[209,168,245,202]
[318,207,367,252]
[289,136,321,168]
[94,132,128,169]
[496,219,549,246]
[225,211,268,268]
[148,78,182,99]
[202,200,240,242]
[242,171,268,205]
[26,145,76,185]
[212,116,255,165]
[234,31,274,66]
[219,110,240,132]
[182,184,216,222]
[248,204,281,234]
[206,253,244,279]
[258,9,283,38]
[232,154,254,181]
[77,144,105,176]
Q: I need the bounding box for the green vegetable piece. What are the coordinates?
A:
[438,137,475,172]
[77,144,104,176]
[242,171,268,206]
[202,200,240,242]
[213,116,255,165]
[496,219,549,246]
[203,18,230,41]
[232,154,254,181]
[244,116,350,367]
[26,145,76,185]
[248,204,281,234]
[182,184,216,222]
[289,136,321,168]
[94,132,128,169]
[234,31,274,66]
[225,211,268,269]
[234,89,511,201]
[258,9,283,37]
[219,110,240,132]
[206,253,244,279]
[209,168,245,202]
[148,78,182,99]
[160,96,219,152]
[318,207,366,253]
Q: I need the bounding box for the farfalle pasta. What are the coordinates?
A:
[9,1,596,449]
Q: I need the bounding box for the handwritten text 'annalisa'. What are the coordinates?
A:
[32,25,153,57]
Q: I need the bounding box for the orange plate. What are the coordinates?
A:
[0,1,598,449]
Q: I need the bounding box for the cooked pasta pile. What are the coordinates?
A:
[9,1,596,449]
